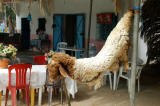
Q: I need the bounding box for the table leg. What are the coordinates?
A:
[38,87,43,106]
[113,72,117,90]
[31,88,35,106]
[0,91,1,106]
[109,74,113,90]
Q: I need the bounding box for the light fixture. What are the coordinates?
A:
[27,12,32,21]
[27,4,32,21]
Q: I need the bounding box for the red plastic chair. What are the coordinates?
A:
[33,56,46,65]
[5,64,32,106]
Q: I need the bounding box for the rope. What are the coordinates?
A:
[134,6,141,10]
[134,6,141,13]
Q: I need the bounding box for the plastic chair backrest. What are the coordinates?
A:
[56,42,67,51]
[57,42,67,48]
[8,64,32,89]
[120,65,142,79]
[33,56,46,65]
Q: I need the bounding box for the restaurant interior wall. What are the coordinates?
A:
[16,0,114,50]
[15,0,147,62]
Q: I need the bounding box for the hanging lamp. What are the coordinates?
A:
[27,12,32,21]
[27,5,32,21]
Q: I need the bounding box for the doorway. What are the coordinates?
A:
[53,14,85,55]
[21,18,30,49]
[63,15,76,47]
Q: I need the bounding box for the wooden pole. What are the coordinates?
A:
[130,0,140,106]
[87,0,93,57]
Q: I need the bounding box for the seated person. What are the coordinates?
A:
[38,29,48,40]
[30,29,50,52]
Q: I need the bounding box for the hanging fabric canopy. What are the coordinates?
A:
[0,0,54,16]
[113,0,120,15]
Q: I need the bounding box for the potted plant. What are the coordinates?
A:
[0,43,17,68]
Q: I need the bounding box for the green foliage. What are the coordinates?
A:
[6,6,16,20]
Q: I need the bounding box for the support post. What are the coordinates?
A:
[0,91,1,106]
[130,1,140,106]
[87,0,93,57]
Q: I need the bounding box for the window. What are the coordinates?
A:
[96,13,117,41]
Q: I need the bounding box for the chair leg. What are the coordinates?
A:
[102,75,107,86]
[48,86,53,106]
[5,89,9,106]
[11,88,16,106]
[128,79,131,93]
[38,87,43,106]
[31,88,35,106]
[109,74,112,90]
[138,79,140,92]
[26,87,30,106]
[113,72,117,90]
[116,75,120,90]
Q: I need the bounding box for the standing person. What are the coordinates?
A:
[36,29,49,53]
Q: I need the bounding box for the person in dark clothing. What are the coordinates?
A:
[36,29,48,40]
